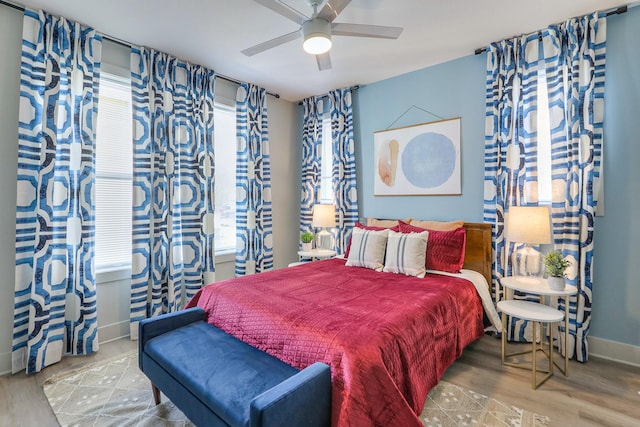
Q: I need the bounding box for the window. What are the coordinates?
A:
[95,78,235,272]
[536,69,552,205]
[319,115,334,204]
[213,102,237,254]
[95,73,133,272]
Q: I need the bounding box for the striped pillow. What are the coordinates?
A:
[345,228,389,272]
[383,230,429,278]
[344,222,399,258]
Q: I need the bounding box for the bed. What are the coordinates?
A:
[186,222,499,427]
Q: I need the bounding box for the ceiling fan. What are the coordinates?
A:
[242,0,403,71]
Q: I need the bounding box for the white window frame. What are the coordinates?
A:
[213,98,237,260]
[536,69,552,206]
[319,115,334,204]
[95,69,133,283]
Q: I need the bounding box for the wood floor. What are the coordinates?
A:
[0,334,638,427]
[442,335,640,427]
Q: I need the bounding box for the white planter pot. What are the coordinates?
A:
[301,242,312,252]
[548,276,566,291]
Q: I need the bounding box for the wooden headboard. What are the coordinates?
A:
[462,222,493,288]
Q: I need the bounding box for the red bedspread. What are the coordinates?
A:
[186,258,484,427]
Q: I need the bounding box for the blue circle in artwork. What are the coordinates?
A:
[401,132,456,188]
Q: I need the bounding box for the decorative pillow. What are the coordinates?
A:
[409,219,464,231]
[398,221,466,273]
[383,230,428,278]
[345,228,389,272]
[366,218,410,228]
[345,222,399,258]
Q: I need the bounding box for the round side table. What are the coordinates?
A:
[501,276,578,376]
[297,248,336,261]
[497,299,563,389]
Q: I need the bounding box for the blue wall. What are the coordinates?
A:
[352,7,640,348]
[592,9,640,346]
[354,53,487,222]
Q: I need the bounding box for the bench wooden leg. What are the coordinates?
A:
[152,383,161,405]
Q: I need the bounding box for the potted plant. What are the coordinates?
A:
[300,232,315,251]
[543,250,571,290]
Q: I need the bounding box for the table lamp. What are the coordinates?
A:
[506,206,552,277]
[312,204,336,250]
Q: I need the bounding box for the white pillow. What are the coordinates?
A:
[345,228,389,272]
[383,230,428,278]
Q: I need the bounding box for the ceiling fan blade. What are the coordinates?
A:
[316,52,332,71]
[331,23,403,39]
[241,30,301,56]
[316,0,352,22]
[253,0,308,25]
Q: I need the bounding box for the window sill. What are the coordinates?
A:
[96,252,234,284]
[96,266,131,284]
[215,251,235,264]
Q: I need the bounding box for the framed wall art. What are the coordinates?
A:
[374,117,461,196]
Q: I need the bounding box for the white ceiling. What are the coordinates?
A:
[13,0,632,101]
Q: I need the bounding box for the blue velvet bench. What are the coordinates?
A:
[139,307,331,427]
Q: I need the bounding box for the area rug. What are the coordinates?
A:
[44,351,549,427]
[420,382,549,427]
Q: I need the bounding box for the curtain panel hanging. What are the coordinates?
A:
[129,47,216,339]
[235,83,274,276]
[328,88,358,254]
[483,33,542,301]
[299,96,324,243]
[13,8,102,374]
[484,12,606,362]
[542,13,606,362]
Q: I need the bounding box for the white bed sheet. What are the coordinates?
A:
[427,268,501,331]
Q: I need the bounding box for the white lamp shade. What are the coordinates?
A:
[312,204,336,228]
[506,206,552,244]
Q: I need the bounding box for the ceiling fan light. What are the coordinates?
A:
[303,34,332,54]
[302,19,332,55]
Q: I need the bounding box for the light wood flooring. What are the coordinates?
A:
[442,335,640,427]
[0,334,638,426]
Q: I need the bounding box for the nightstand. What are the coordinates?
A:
[497,299,563,389]
[501,276,578,377]
[297,248,336,262]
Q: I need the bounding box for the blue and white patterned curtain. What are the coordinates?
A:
[328,88,358,254]
[129,47,215,339]
[13,9,102,374]
[485,13,606,361]
[484,33,542,300]
[299,96,324,243]
[542,13,606,361]
[235,83,273,275]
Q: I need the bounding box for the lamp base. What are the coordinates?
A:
[512,244,543,277]
[315,229,334,250]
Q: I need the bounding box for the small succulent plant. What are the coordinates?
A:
[300,232,315,243]
[543,250,571,278]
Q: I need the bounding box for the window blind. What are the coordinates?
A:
[95,73,133,271]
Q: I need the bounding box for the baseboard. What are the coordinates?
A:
[0,321,130,376]
[590,336,640,367]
